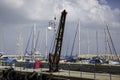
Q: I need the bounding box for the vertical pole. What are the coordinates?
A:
[109,65,112,80]
[32,24,36,61]
[78,19,82,78]
[80,62,82,78]
[104,28,107,60]
[94,63,96,80]
[78,19,80,56]
[96,31,99,56]
[69,63,70,77]
[94,30,98,80]
[46,28,48,60]
[33,24,36,52]
[20,33,24,60]
[87,28,90,58]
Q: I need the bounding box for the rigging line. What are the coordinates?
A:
[25,26,33,54]
[107,35,113,55]
[70,23,79,57]
[105,24,119,60]
[31,27,34,54]
[35,30,40,51]
[38,28,44,52]
[104,27,109,58]
[65,36,70,57]
[51,31,56,54]
[105,26,114,59]
[49,33,55,53]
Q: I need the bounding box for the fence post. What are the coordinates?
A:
[94,63,96,80]
[80,62,82,78]
[69,63,70,77]
[109,64,112,80]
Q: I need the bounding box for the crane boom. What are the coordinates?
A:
[49,10,67,72]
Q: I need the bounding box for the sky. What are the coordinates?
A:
[0,0,120,56]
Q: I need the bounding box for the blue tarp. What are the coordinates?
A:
[4,58,16,63]
[23,62,35,69]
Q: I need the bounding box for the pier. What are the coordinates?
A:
[0,62,120,80]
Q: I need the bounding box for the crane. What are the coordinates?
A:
[49,10,67,72]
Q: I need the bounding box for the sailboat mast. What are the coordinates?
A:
[96,30,99,56]
[33,24,36,52]
[105,24,119,60]
[87,28,90,58]
[78,20,80,56]
[70,23,78,57]
[17,32,24,59]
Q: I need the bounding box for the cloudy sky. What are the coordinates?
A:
[0,0,120,56]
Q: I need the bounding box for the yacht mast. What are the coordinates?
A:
[87,28,90,58]
[17,32,24,60]
[33,24,36,52]
[78,19,81,57]
[96,30,99,56]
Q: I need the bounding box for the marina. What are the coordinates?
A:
[0,9,120,79]
[0,0,120,80]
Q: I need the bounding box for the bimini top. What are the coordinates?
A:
[4,58,16,63]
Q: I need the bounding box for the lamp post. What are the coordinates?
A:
[49,20,56,36]
[45,26,52,60]
[45,20,56,60]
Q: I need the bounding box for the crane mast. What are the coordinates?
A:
[49,10,67,72]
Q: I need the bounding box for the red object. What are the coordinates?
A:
[35,60,40,68]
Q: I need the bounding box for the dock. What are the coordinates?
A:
[0,66,120,80]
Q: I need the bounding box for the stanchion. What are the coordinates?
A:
[80,61,83,78]
[94,63,96,80]
[109,64,112,80]
[68,63,70,77]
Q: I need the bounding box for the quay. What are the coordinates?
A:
[0,62,120,80]
[6,61,119,74]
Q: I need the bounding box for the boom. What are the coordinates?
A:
[49,10,67,72]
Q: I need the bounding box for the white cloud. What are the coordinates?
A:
[19,0,59,20]
[0,0,120,54]
[0,0,120,28]
[40,0,120,28]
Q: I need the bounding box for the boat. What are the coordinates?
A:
[109,60,120,65]
[18,25,45,62]
[24,51,45,61]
